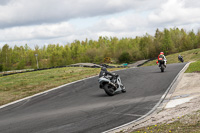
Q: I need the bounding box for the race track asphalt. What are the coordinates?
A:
[0,63,187,133]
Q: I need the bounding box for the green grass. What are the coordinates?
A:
[185,61,200,73]
[131,111,200,133]
[0,67,123,106]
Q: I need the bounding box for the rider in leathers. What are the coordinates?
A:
[99,66,126,92]
[158,52,167,67]
[178,54,183,62]
[99,67,116,78]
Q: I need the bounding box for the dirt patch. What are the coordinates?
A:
[193,71,200,73]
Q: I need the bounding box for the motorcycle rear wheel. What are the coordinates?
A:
[161,64,165,72]
[104,84,115,96]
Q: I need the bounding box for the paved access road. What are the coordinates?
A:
[0,63,187,133]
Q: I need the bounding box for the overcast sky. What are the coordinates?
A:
[0,0,200,48]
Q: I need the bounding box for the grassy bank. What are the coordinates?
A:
[185,61,200,73]
[142,48,200,73]
[143,48,200,67]
[0,67,122,106]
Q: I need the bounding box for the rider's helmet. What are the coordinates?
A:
[160,52,164,55]
[101,67,107,71]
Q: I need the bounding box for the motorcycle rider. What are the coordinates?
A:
[178,54,183,62]
[99,66,126,92]
[99,66,116,79]
[157,52,167,67]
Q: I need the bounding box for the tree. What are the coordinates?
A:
[188,30,197,49]
[1,44,12,71]
[139,35,152,59]
[196,30,200,48]
[118,52,131,63]
[162,29,174,55]
[180,29,190,51]
[154,29,163,55]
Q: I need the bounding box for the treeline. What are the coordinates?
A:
[1,28,200,71]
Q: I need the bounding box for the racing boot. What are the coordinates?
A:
[121,85,126,93]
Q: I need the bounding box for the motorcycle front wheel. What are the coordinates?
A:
[104,84,115,96]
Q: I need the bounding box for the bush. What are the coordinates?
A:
[118,52,132,63]
[17,60,25,70]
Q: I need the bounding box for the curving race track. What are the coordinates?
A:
[0,63,187,133]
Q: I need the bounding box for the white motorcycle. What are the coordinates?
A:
[98,74,126,96]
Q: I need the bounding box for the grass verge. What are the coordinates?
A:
[185,61,200,73]
[0,67,123,106]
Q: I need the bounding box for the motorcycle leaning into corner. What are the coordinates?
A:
[178,55,184,63]
[98,67,126,96]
